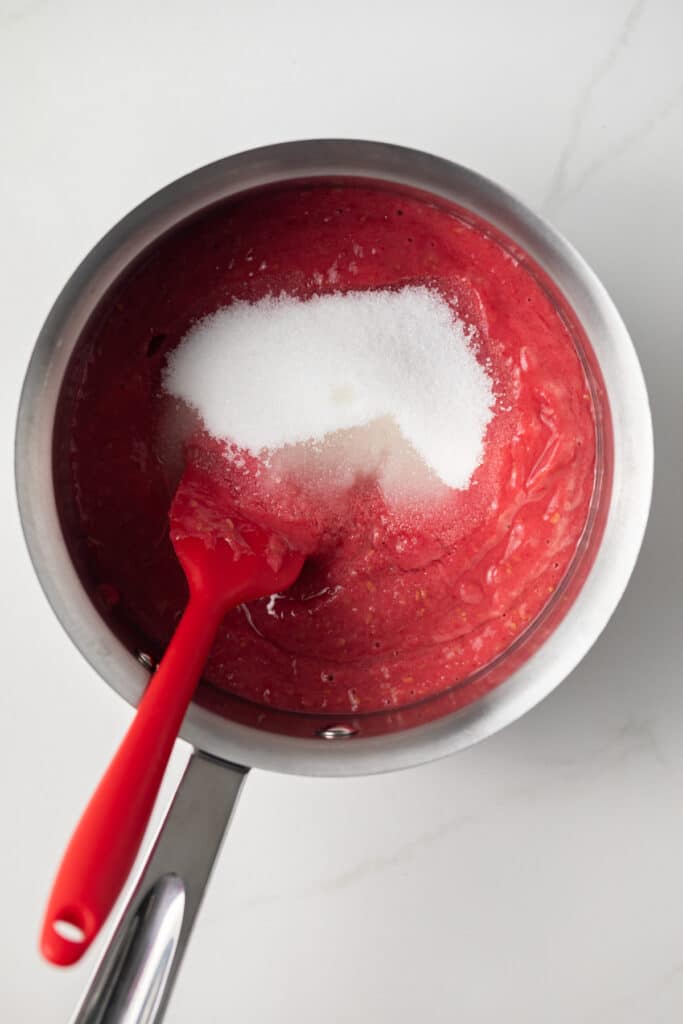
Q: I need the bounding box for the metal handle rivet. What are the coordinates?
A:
[317,724,358,740]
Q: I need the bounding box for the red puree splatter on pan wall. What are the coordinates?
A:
[61,182,596,715]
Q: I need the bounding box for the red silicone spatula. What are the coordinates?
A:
[40,463,304,966]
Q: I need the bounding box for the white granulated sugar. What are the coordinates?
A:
[164,286,495,499]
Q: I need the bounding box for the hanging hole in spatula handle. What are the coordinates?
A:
[42,905,93,966]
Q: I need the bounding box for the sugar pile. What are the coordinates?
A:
[163,286,495,501]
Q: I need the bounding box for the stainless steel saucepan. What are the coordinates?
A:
[15,140,653,1023]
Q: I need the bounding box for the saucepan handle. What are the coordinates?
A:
[70,751,248,1024]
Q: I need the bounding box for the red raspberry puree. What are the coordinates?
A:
[58,181,598,717]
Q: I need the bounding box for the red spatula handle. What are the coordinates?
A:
[40,592,224,966]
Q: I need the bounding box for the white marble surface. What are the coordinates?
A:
[1,0,682,1020]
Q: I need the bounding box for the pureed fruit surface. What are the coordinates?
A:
[59,181,598,717]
